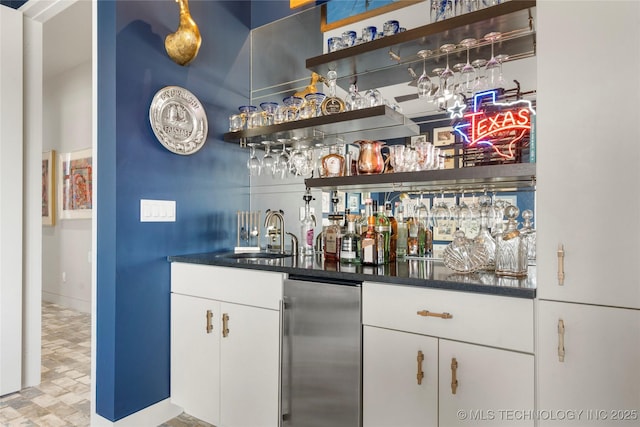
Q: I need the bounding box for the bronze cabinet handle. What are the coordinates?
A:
[222,313,230,338]
[557,244,565,286]
[558,319,565,362]
[451,357,458,395]
[206,309,213,334]
[417,310,453,319]
[417,350,424,385]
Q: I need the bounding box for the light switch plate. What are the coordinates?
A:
[140,199,176,222]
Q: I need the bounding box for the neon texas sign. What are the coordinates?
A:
[449,90,536,159]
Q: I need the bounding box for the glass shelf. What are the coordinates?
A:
[222,105,419,146]
[306,1,536,92]
[304,163,536,193]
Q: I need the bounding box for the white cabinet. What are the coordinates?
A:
[439,340,534,427]
[537,300,640,426]
[170,263,284,427]
[363,326,438,427]
[362,282,535,427]
[536,0,640,310]
[171,293,221,425]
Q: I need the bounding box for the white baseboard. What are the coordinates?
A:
[42,291,91,314]
[91,398,183,427]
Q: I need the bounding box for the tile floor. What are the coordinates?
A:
[0,301,212,427]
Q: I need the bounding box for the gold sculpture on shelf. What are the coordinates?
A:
[294,72,328,98]
[165,0,201,66]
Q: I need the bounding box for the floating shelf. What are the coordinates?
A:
[304,163,536,193]
[306,1,536,92]
[222,105,420,145]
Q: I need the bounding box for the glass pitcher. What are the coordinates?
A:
[355,140,386,175]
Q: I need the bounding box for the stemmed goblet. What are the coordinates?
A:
[416,49,433,100]
[275,141,290,179]
[439,43,457,102]
[483,31,502,89]
[261,141,275,177]
[246,143,262,177]
[458,38,477,95]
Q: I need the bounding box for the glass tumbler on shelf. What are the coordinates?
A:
[341,30,357,48]
[304,92,326,118]
[238,105,258,129]
[362,26,377,42]
[282,96,304,122]
[259,102,279,126]
[344,84,366,111]
[383,20,400,36]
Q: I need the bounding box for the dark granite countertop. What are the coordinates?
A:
[168,251,536,299]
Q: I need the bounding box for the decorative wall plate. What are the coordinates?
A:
[149,86,208,155]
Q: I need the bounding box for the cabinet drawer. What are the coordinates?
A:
[171,263,283,310]
[363,282,533,352]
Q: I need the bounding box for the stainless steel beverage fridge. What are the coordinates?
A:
[281,276,362,427]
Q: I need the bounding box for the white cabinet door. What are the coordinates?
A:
[536,1,640,309]
[439,340,534,427]
[537,301,640,426]
[171,293,221,426]
[363,326,438,427]
[220,302,280,427]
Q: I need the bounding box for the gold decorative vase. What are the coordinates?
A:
[165,0,201,66]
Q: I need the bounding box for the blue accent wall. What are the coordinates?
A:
[97,0,251,420]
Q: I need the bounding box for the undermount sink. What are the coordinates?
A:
[216,251,293,260]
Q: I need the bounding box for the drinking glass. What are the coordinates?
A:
[484,31,502,89]
[238,105,258,129]
[432,190,452,227]
[383,20,400,36]
[282,96,304,122]
[276,141,290,179]
[344,84,366,111]
[259,102,279,126]
[262,141,275,177]
[246,143,261,177]
[327,36,343,52]
[471,58,488,92]
[416,50,433,100]
[495,54,509,89]
[303,92,326,118]
[364,88,383,107]
[459,38,477,95]
[362,26,377,42]
[439,43,456,102]
[229,114,243,132]
[341,30,357,48]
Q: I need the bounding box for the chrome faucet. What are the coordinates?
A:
[264,209,285,253]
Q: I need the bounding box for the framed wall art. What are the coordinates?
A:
[42,150,56,226]
[321,0,423,32]
[433,126,455,147]
[58,148,93,220]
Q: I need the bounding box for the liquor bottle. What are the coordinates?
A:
[321,145,345,178]
[385,202,397,262]
[323,191,343,261]
[300,188,316,256]
[359,198,373,234]
[361,214,384,266]
[520,209,536,261]
[320,70,346,115]
[473,206,497,270]
[344,83,365,111]
[340,212,361,264]
[407,217,420,256]
[395,202,408,258]
[374,201,391,264]
[495,205,528,277]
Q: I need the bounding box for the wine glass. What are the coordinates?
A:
[495,53,509,89]
[458,38,477,95]
[246,143,262,177]
[262,141,275,177]
[439,43,456,102]
[431,190,452,227]
[471,58,488,92]
[275,141,290,179]
[431,67,445,105]
[484,31,502,89]
[416,49,433,100]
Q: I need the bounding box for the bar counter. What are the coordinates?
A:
[168,251,536,299]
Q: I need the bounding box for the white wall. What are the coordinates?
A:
[42,60,92,313]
